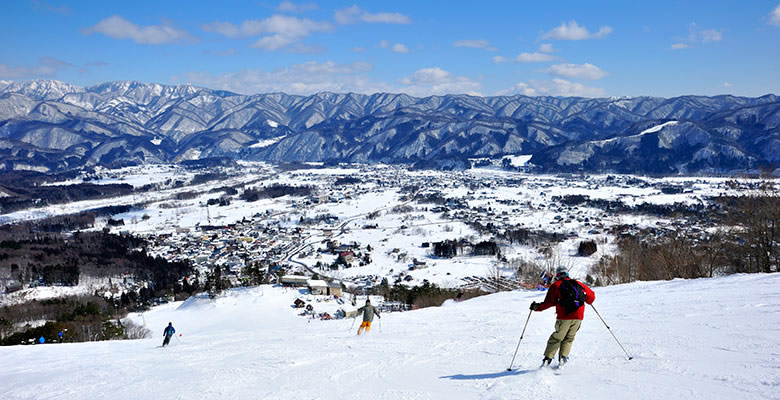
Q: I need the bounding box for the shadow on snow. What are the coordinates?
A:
[440,369,534,380]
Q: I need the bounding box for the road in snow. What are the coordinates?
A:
[1,273,777,399]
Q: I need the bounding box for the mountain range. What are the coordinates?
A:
[0,79,777,174]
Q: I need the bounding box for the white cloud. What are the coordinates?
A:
[84,15,194,45]
[39,57,73,68]
[392,43,409,53]
[178,63,480,97]
[203,15,332,51]
[277,1,318,13]
[201,21,242,37]
[352,46,366,52]
[497,78,605,97]
[545,63,607,80]
[538,43,555,53]
[334,5,361,24]
[515,52,557,63]
[295,60,372,74]
[493,56,508,64]
[399,68,450,85]
[175,61,387,95]
[31,0,72,15]
[334,6,410,24]
[286,43,327,54]
[251,35,291,50]
[542,21,612,40]
[398,67,482,96]
[203,15,331,38]
[771,4,780,25]
[453,39,497,51]
[699,28,722,43]
[723,82,733,88]
[361,12,411,24]
[671,23,723,49]
[379,40,408,53]
[203,48,237,56]
[0,57,73,79]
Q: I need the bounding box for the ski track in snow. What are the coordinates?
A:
[1,273,778,399]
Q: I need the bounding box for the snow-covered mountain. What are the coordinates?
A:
[0,273,777,399]
[0,80,777,174]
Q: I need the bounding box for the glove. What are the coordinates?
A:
[530,301,540,311]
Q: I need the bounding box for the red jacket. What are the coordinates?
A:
[535,278,595,320]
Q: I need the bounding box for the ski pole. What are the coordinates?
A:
[507,309,533,371]
[349,316,357,332]
[590,304,633,360]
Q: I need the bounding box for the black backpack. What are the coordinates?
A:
[558,279,585,313]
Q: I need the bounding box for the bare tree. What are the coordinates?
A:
[122,319,151,340]
[510,256,544,283]
[541,245,575,278]
[485,262,504,292]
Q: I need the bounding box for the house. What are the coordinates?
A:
[337,251,355,265]
[281,275,309,287]
[326,282,342,296]
[308,279,329,295]
[333,244,353,253]
[412,258,427,267]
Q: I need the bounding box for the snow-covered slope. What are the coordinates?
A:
[1,274,778,399]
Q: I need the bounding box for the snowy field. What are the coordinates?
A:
[1,273,777,399]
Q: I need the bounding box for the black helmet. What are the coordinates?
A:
[168,322,172,325]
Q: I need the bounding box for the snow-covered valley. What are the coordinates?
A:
[0,162,746,300]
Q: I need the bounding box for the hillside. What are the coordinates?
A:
[1,273,777,399]
[1,80,778,174]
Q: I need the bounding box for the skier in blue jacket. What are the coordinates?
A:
[162,322,176,347]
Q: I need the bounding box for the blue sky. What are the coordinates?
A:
[1,0,779,97]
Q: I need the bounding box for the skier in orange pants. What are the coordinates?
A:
[355,299,381,335]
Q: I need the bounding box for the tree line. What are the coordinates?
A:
[0,226,194,345]
[593,179,778,284]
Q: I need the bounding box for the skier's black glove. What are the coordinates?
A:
[530,302,540,311]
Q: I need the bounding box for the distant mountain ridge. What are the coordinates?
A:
[0,79,777,174]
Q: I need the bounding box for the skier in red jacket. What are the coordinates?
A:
[530,267,595,367]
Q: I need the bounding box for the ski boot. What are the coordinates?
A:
[540,357,553,368]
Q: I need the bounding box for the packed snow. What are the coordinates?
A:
[250,136,287,148]
[501,154,533,167]
[1,273,777,399]
[640,121,679,135]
